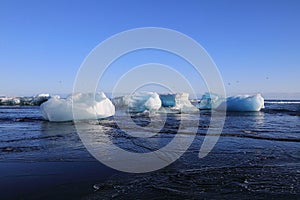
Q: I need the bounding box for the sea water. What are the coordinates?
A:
[0,100,299,199]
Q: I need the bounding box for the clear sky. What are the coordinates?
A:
[1,0,299,99]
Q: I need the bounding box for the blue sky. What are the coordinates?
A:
[0,0,299,98]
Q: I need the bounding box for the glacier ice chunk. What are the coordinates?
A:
[159,94,176,107]
[197,92,224,110]
[112,95,132,108]
[33,93,50,105]
[113,92,198,113]
[198,93,264,112]
[0,97,21,105]
[40,92,115,122]
[217,93,265,112]
[0,93,50,106]
[113,92,162,112]
[127,92,162,112]
[171,93,199,113]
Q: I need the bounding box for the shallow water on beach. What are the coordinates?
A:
[0,101,299,199]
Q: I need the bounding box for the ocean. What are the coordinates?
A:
[0,100,299,199]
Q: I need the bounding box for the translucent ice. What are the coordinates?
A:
[125,92,162,112]
[40,92,115,122]
[197,92,224,110]
[217,93,265,112]
[198,93,264,112]
[113,92,198,113]
[170,93,199,113]
[159,94,176,107]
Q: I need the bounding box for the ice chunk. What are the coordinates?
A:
[171,93,199,113]
[0,93,51,106]
[198,93,264,112]
[144,94,162,111]
[40,92,115,122]
[128,92,162,112]
[113,92,197,113]
[19,97,34,105]
[159,93,198,113]
[40,96,72,121]
[113,92,162,112]
[33,93,51,105]
[36,93,50,98]
[217,94,265,112]
[0,97,21,105]
[112,95,131,107]
[197,92,224,110]
[159,94,176,107]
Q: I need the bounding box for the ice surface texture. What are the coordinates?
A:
[40,92,115,122]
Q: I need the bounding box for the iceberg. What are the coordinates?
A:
[40,92,115,122]
[217,93,265,112]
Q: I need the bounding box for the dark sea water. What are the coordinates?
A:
[0,100,299,199]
